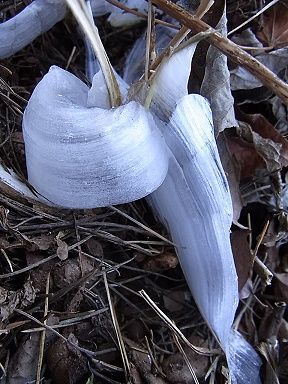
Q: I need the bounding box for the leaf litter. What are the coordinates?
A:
[0,0,287,383]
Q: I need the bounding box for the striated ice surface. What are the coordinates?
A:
[150,43,198,120]
[124,24,176,84]
[148,46,262,383]
[0,0,66,59]
[150,95,238,347]
[23,66,168,209]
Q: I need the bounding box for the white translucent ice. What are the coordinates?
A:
[123,24,176,84]
[148,45,262,383]
[0,0,147,60]
[0,0,66,59]
[22,66,168,208]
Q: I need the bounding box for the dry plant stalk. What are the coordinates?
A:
[152,0,288,105]
[65,0,121,107]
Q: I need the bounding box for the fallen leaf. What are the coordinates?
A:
[163,290,186,312]
[230,47,288,90]
[271,96,288,134]
[0,278,36,321]
[256,2,288,49]
[6,333,40,384]
[142,252,178,271]
[162,335,209,382]
[231,229,254,291]
[200,2,238,132]
[226,135,265,179]
[52,256,95,289]
[29,233,55,251]
[242,113,288,164]
[56,231,68,260]
[47,334,88,384]
[26,252,54,293]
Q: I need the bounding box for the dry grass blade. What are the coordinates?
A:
[64,0,121,107]
[102,271,132,382]
[228,0,280,36]
[139,290,219,356]
[36,273,50,384]
[109,205,174,245]
[145,0,155,81]
[173,333,200,384]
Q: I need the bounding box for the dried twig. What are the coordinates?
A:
[152,0,288,104]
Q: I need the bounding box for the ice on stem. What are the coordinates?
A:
[23,66,168,208]
[147,44,262,382]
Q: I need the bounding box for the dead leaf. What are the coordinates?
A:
[162,335,209,383]
[53,256,95,289]
[0,278,36,321]
[26,252,54,293]
[240,113,288,167]
[56,231,69,260]
[226,135,265,179]
[6,333,40,384]
[230,47,288,90]
[271,96,288,134]
[127,338,167,384]
[274,273,288,301]
[47,334,88,384]
[231,230,254,291]
[29,233,55,251]
[142,252,178,271]
[85,238,104,258]
[256,2,288,49]
[163,290,186,312]
[200,3,238,132]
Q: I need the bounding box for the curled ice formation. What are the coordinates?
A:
[22,66,168,208]
[147,45,262,383]
[0,0,66,59]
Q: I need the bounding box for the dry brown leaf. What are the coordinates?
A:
[0,278,35,321]
[47,334,88,384]
[6,333,40,384]
[161,335,209,383]
[256,2,288,49]
[200,2,237,132]
[231,229,254,291]
[29,233,55,251]
[56,231,69,261]
[142,251,178,271]
[226,135,265,179]
[53,256,95,289]
[240,113,288,168]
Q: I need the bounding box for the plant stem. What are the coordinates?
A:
[152,0,288,105]
[65,0,121,107]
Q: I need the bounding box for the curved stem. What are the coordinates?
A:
[65,0,121,107]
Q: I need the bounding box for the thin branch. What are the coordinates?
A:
[152,0,288,105]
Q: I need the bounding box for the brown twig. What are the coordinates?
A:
[151,0,288,105]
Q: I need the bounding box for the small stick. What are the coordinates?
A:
[152,0,288,104]
[105,0,179,29]
[145,0,155,81]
